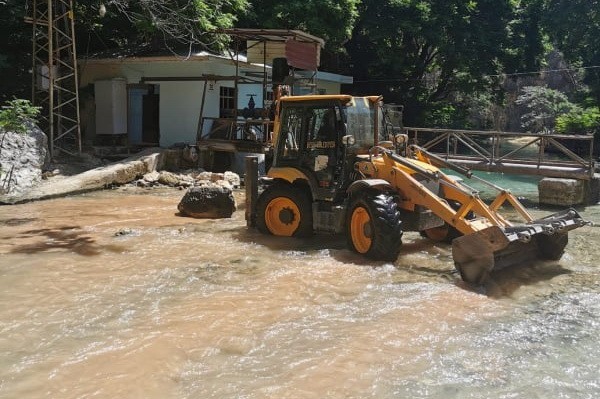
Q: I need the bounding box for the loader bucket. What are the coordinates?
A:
[452,209,587,285]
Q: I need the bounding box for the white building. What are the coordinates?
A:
[79,48,353,149]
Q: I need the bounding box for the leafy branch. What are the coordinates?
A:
[0,99,41,134]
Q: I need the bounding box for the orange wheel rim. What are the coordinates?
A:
[350,206,372,253]
[265,197,300,236]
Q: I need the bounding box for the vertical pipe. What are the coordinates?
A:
[234,38,239,120]
[262,40,267,111]
[197,79,208,141]
[245,156,258,227]
[31,0,37,104]
[67,0,81,153]
[47,0,54,157]
[374,100,379,148]
[589,135,594,178]
[538,137,544,168]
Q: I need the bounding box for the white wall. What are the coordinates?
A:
[158,81,220,147]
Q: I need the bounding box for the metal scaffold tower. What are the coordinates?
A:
[25,0,81,156]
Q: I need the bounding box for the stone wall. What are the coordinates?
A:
[538,178,584,206]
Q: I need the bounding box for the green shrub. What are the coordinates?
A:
[423,103,470,129]
[516,86,576,133]
[0,99,41,134]
[555,106,600,134]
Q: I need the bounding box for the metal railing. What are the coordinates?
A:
[404,127,596,180]
[199,117,273,143]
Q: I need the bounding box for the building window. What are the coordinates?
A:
[220,86,235,117]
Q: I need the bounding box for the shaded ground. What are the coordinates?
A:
[44,151,107,177]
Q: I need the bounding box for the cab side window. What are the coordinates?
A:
[278,107,305,160]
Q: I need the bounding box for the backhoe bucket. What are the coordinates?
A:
[452,208,587,285]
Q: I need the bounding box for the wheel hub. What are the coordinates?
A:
[362,222,372,238]
[278,207,296,225]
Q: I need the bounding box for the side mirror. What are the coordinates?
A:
[342,135,355,147]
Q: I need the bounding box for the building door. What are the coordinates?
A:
[142,89,160,144]
[127,84,160,145]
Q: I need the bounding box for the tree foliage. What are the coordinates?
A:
[0,0,32,102]
[505,0,548,73]
[543,0,600,104]
[344,0,523,125]
[0,99,40,134]
[555,107,600,135]
[515,86,575,133]
[239,0,360,69]
[75,0,249,54]
[1,0,599,130]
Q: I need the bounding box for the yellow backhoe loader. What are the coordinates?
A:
[246,94,587,284]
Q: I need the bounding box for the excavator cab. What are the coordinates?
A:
[270,95,396,185]
[269,95,386,199]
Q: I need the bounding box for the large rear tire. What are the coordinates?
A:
[346,191,403,261]
[421,224,462,243]
[255,184,313,237]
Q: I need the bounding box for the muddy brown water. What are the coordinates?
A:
[1,187,599,398]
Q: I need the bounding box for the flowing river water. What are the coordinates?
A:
[1,178,599,398]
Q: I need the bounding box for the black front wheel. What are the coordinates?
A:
[255,184,313,237]
[346,191,403,261]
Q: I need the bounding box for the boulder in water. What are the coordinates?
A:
[177,185,236,218]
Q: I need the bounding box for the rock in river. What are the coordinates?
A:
[177,185,236,218]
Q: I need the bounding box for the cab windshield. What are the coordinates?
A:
[343,97,385,152]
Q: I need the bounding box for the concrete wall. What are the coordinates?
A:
[538,178,585,206]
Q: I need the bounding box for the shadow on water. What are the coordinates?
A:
[11,226,105,256]
[0,217,38,226]
[483,261,572,298]
[233,225,572,294]
[233,227,347,253]
[234,227,461,281]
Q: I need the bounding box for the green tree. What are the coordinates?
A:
[238,0,360,70]
[0,99,40,134]
[555,106,600,135]
[344,0,529,126]
[515,86,575,133]
[0,0,32,102]
[75,0,249,54]
[505,0,548,74]
[543,0,600,105]
[0,1,250,102]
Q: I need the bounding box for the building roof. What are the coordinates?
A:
[217,28,325,48]
[79,29,352,84]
